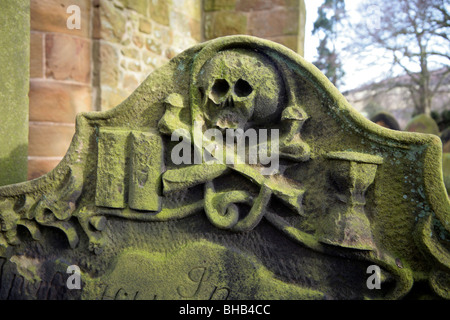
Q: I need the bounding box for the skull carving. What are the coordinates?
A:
[196,49,283,131]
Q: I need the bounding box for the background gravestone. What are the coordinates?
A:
[0,0,29,186]
[441,128,450,154]
[370,111,400,131]
[0,36,449,300]
[405,114,440,136]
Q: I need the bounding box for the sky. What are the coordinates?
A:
[303,1,381,92]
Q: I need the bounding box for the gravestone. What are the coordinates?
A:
[0,0,29,186]
[370,111,400,131]
[1,36,450,300]
[405,114,440,136]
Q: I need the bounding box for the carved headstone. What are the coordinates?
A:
[1,36,449,300]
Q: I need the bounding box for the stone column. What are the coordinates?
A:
[203,0,306,56]
[28,0,93,180]
[0,0,30,186]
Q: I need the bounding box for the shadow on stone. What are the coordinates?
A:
[0,144,28,187]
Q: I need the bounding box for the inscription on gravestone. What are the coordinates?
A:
[0,36,449,300]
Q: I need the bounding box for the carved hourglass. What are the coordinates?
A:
[316,152,383,250]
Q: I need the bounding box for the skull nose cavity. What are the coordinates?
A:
[210,79,230,104]
[234,79,253,98]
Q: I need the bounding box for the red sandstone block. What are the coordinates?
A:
[31,0,91,38]
[28,123,76,157]
[204,11,248,40]
[30,32,44,78]
[45,33,91,83]
[29,81,92,123]
[236,0,298,11]
[247,8,299,38]
[266,35,299,53]
[28,157,62,180]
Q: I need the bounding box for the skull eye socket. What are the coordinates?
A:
[234,79,253,98]
[210,79,230,103]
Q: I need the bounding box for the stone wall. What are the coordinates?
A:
[93,0,202,111]
[27,0,306,179]
[204,0,306,56]
[29,0,93,180]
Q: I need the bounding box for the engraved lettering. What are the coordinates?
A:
[209,285,231,300]
[177,266,208,298]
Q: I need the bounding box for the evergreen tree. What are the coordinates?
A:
[312,0,346,88]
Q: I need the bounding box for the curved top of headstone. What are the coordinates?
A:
[0,36,449,299]
[405,114,440,135]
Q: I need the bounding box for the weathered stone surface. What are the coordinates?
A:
[132,34,144,48]
[83,241,322,299]
[129,131,163,211]
[95,129,129,208]
[142,51,167,71]
[99,86,129,111]
[203,0,306,56]
[120,0,149,16]
[31,0,91,38]
[122,73,140,92]
[149,0,170,26]
[0,0,29,186]
[443,153,450,195]
[127,60,142,72]
[145,38,163,55]
[204,11,248,40]
[188,18,202,42]
[172,0,202,20]
[29,81,92,123]
[99,43,120,87]
[121,47,140,59]
[151,23,173,45]
[1,36,450,301]
[204,0,237,12]
[28,158,62,181]
[30,32,44,78]
[45,33,91,83]
[28,123,75,157]
[169,10,202,42]
[139,18,152,34]
[267,35,300,54]
[98,0,127,43]
[248,8,299,37]
[236,0,298,12]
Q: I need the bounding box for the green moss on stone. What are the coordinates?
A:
[0,0,29,186]
[443,153,450,195]
[405,114,440,135]
[82,241,324,300]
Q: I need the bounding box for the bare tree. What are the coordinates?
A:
[349,0,450,116]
